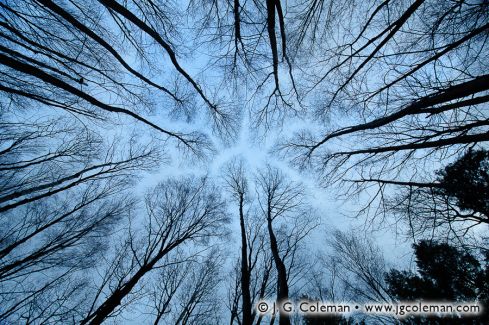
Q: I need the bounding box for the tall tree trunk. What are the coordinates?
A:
[239,193,253,325]
[266,204,290,325]
[82,239,184,325]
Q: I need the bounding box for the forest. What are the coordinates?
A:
[0,0,488,324]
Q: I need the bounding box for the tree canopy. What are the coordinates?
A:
[0,0,487,323]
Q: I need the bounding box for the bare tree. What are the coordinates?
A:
[172,250,223,324]
[378,149,489,242]
[0,114,158,323]
[187,0,301,129]
[81,176,228,324]
[271,0,489,244]
[147,250,191,325]
[0,0,227,153]
[254,165,307,325]
[328,230,392,304]
[223,162,318,325]
[323,230,395,324]
[223,158,254,325]
[231,212,278,325]
[143,247,224,325]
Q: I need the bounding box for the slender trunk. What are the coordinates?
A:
[82,258,160,324]
[266,204,290,325]
[82,239,185,324]
[153,312,163,325]
[239,193,252,325]
[254,260,272,325]
[266,0,279,88]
